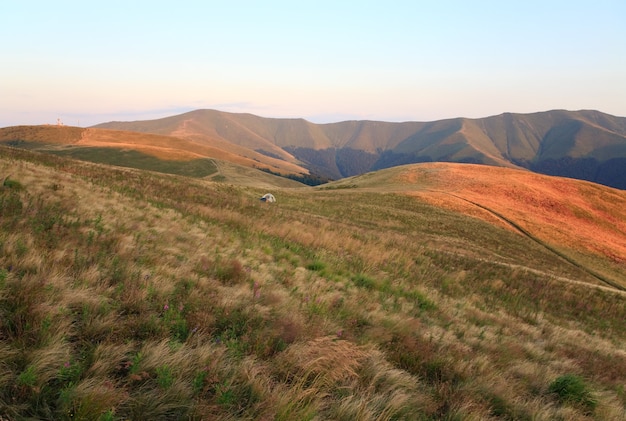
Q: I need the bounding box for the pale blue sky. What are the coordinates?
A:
[2,0,625,127]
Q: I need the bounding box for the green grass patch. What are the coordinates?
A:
[306,260,326,272]
[548,374,597,413]
[50,147,218,178]
[352,273,376,290]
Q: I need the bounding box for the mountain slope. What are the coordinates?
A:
[94,109,626,187]
[326,163,626,290]
[0,125,311,184]
[1,146,625,419]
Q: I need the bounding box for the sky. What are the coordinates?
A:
[2,0,626,127]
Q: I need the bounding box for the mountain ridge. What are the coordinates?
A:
[1,108,625,188]
[91,108,626,188]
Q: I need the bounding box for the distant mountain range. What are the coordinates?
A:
[2,109,625,189]
[92,109,626,189]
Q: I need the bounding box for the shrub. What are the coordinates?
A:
[548,374,597,413]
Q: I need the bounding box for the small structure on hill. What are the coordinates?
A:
[260,193,276,203]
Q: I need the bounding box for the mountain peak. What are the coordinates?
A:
[4,109,625,189]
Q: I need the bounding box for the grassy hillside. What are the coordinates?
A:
[93,110,315,165]
[1,146,625,420]
[329,163,626,290]
[0,125,311,179]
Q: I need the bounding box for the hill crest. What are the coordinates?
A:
[2,108,625,188]
[0,124,311,185]
[93,108,626,188]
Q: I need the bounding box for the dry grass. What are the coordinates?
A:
[400,163,626,269]
[1,147,625,420]
[0,124,310,177]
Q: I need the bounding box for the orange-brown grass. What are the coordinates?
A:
[398,163,626,263]
[1,147,625,420]
[0,124,309,175]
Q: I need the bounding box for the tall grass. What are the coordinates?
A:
[1,146,625,419]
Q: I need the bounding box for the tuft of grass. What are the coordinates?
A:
[2,176,23,190]
[17,365,37,388]
[306,260,326,272]
[156,365,174,389]
[0,181,24,220]
[548,374,597,413]
[215,258,248,285]
[352,273,376,290]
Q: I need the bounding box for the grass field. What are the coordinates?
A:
[50,147,220,178]
[1,146,625,420]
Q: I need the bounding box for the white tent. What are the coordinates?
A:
[260,193,276,203]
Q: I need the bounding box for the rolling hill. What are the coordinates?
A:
[2,109,625,189]
[0,125,310,185]
[327,163,626,290]
[93,108,626,188]
[1,145,625,419]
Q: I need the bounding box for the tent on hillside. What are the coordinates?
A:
[260,193,276,203]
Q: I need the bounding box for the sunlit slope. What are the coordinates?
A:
[93,109,316,162]
[0,125,310,180]
[327,162,626,290]
[93,109,626,187]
